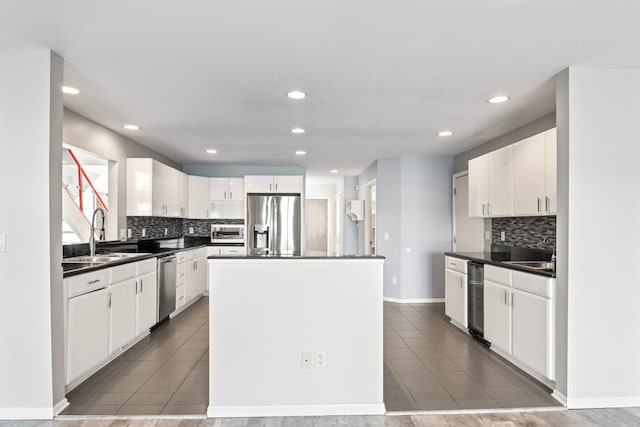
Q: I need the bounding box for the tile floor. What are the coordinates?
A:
[62,297,209,415]
[383,301,562,411]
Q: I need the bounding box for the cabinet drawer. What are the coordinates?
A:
[136,258,156,275]
[111,262,137,284]
[68,269,110,298]
[207,247,221,257]
[512,270,553,298]
[176,285,186,308]
[485,265,512,286]
[219,247,245,256]
[176,252,186,263]
[445,256,467,274]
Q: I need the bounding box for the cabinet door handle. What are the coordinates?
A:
[503,290,507,305]
[224,191,227,200]
[88,279,101,285]
[482,204,486,215]
[511,293,515,308]
[459,276,463,288]
[545,196,550,212]
[537,197,541,213]
[135,280,139,294]
[140,279,143,293]
[487,203,491,215]
[269,183,272,192]
[275,183,278,192]
[108,293,112,308]
[229,191,232,199]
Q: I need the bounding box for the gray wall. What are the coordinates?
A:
[375,155,453,300]
[453,112,556,173]
[183,164,305,177]
[63,108,181,240]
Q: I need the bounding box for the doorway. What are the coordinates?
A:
[452,172,485,252]
[364,180,377,255]
[305,198,329,256]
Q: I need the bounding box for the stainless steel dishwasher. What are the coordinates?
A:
[157,254,177,324]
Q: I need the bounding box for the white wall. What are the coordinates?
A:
[208,258,385,416]
[556,67,640,408]
[0,50,65,419]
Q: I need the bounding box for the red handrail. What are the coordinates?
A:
[67,148,109,212]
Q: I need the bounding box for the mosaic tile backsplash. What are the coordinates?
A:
[492,216,556,251]
[127,216,244,240]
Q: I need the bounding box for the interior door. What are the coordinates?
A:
[305,198,328,256]
[454,173,484,252]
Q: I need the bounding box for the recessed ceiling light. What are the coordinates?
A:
[295,150,306,156]
[330,169,339,174]
[438,130,453,137]
[287,90,306,99]
[487,95,510,104]
[62,86,80,95]
[206,149,217,154]
[124,124,140,130]
[291,127,305,134]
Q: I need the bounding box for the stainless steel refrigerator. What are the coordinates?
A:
[247,194,301,256]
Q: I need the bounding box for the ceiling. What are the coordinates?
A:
[2,1,640,176]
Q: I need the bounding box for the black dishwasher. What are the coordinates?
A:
[467,262,488,345]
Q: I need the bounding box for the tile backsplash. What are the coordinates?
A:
[127,216,243,240]
[492,216,556,251]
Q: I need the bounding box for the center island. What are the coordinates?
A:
[206,255,385,417]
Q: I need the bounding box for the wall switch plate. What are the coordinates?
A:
[405,247,411,253]
[301,352,313,369]
[384,233,389,240]
[500,231,506,241]
[0,234,5,252]
[164,228,168,236]
[315,352,326,368]
[127,228,132,238]
[392,276,398,285]
[189,227,194,234]
[141,228,146,237]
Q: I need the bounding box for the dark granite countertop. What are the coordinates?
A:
[208,255,385,260]
[445,249,555,278]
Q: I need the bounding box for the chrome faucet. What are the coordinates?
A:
[89,207,106,257]
[542,237,556,270]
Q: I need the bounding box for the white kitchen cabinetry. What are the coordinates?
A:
[468,146,513,217]
[67,288,110,384]
[210,177,244,201]
[483,265,555,382]
[188,175,210,219]
[208,246,246,256]
[108,279,137,356]
[174,248,206,315]
[444,256,467,329]
[127,158,187,217]
[245,175,303,194]
[136,261,158,335]
[513,129,557,216]
[545,128,557,214]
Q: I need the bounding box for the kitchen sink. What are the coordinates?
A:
[63,252,150,264]
[505,260,555,270]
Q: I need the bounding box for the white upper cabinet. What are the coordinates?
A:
[545,128,557,214]
[245,175,303,194]
[210,178,244,201]
[468,146,513,218]
[468,128,557,218]
[513,133,546,215]
[188,175,210,219]
[127,158,187,217]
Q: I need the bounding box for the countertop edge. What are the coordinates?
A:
[445,252,555,278]
[208,255,386,260]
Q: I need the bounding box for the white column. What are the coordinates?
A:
[0,50,65,419]
[556,67,640,408]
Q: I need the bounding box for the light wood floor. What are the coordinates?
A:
[1,408,639,426]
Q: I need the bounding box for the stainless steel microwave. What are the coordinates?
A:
[211,224,245,244]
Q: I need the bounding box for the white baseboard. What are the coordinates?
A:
[53,398,70,416]
[383,297,444,304]
[207,403,386,417]
[0,406,56,420]
[552,390,567,406]
[565,395,640,409]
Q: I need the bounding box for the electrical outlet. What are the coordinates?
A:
[392,276,398,285]
[164,228,168,236]
[127,228,132,238]
[189,227,194,234]
[141,228,146,237]
[0,234,6,252]
[315,352,326,368]
[301,352,313,369]
[405,247,411,253]
[500,231,506,241]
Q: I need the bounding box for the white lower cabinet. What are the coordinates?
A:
[483,265,555,382]
[444,256,467,329]
[511,288,552,379]
[173,247,207,315]
[483,280,512,354]
[109,279,137,356]
[176,284,186,309]
[67,288,110,384]
[136,270,158,335]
